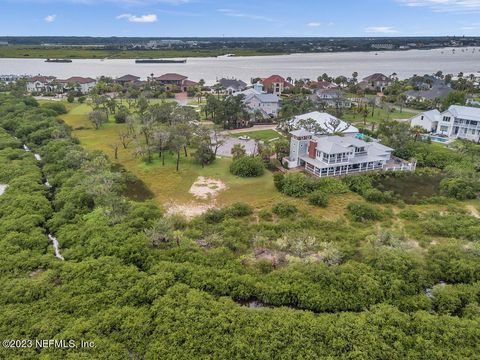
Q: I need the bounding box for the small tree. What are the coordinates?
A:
[231,143,246,160]
[89,110,108,130]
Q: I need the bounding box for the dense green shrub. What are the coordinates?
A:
[343,175,374,194]
[347,202,384,222]
[440,178,479,200]
[363,188,397,204]
[230,156,264,177]
[272,202,298,217]
[308,191,328,208]
[281,172,316,197]
[398,208,419,220]
[41,102,67,115]
[273,172,285,192]
[316,177,349,194]
[226,202,253,217]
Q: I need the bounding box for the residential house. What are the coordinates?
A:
[26,75,58,93]
[286,111,359,136]
[262,75,292,96]
[359,73,392,92]
[59,77,97,94]
[154,73,197,92]
[218,78,248,94]
[310,80,339,91]
[239,83,280,118]
[115,74,141,84]
[283,131,412,177]
[404,83,452,103]
[410,109,441,133]
[315,89,352,109]
[411,105,480,142]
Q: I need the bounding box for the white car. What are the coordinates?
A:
[238,135,250,141]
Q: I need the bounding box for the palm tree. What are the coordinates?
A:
[410,125,426,142]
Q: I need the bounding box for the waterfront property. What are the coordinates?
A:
[404,84,452,103]
[115,74,141,84]
[218,78,248,94]
[359,73,392,92]
[283,130,414,176]
[261,75,292,96]
[26,75,96,94]
[26,75,58,93]
[411,105,480,142]
[154,73,197,92]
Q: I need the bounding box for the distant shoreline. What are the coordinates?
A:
[0,45,477,60]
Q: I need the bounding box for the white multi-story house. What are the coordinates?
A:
[283,131,407,177]
[411,105,480,142]
[26,76,58,93]
[59,77,97,94]
[315,89,352,109]
[282,111,415,176]
[239,83,280,118]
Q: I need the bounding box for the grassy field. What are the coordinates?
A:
[0,46,285,59]
[57,102,297,213]
[343,106,419,127]
[231,129,284,142]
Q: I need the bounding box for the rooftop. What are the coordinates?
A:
[290,111,359,134]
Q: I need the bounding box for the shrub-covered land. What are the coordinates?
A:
[1,94,480,358]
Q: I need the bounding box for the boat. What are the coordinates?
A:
[45,59,72,63]
[135,59,187,64]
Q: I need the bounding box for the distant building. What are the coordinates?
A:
[115,74,141,84]
[315,89,352,109]
[239,83,280,118]
[59,77,97,94]
[411,105,480,142]
[261,75,292,96]
[371,44,395,50]
[404,84,453,103]
[26,75,59,93]
[154,73,197,92]
[310,81,339,90]
[359,73,392,92]
[218,78,248,95]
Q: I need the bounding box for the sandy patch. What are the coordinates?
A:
[467,205,480,219]
[189,176,227,200]
[0,184,7,196]
[166,202,215,219]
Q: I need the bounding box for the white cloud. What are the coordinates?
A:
[117,13,157,23]
[397,0,480,12]
[307,22,321,27]
[218,9,274,22]
[365,26,399,34]
[44,14,56,23]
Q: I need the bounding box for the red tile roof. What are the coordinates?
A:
[60,77,96,84]
[28,75,56,83]
[156,73,188,81]
[262,75,292,89]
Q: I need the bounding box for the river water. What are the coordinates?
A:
[1,47,479,83]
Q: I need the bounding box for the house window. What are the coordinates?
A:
[421,116,424,120]
[440,125,449,132]
[443,116,451,122]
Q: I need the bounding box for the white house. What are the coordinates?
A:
[239,83,280,118]
[59,77,97,94]
[286,111,359,136]
[218,78,248,95]
[410,109,441,133]
[26,76,58,93]
[411,105,480,142]
[315,89,352,109]
[282,131,411,177]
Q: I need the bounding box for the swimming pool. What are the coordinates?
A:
[423,135,450,143]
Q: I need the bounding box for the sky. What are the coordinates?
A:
[1,0,480,37]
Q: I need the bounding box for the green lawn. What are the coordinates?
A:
[343,106,419,127]
[231,129,284,142]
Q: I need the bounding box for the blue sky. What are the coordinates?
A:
[1,0,480,37]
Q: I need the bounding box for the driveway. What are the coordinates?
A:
[215,136,258,157]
